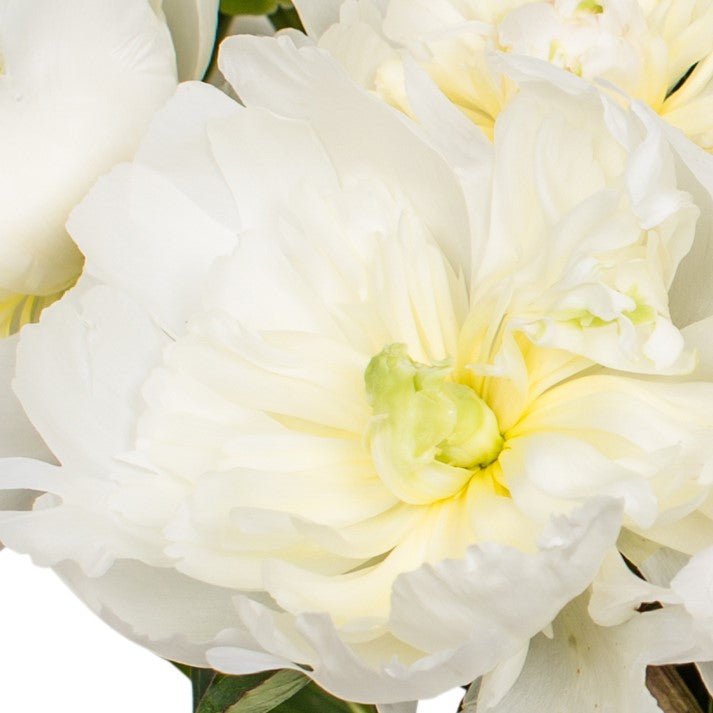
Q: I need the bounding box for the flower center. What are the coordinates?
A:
[364,343,503,505]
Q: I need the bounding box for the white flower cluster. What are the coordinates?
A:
[3,1,713,711]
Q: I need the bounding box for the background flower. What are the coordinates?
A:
[292,0,713,149]
[0,0,219,486]
[3,30,713,712]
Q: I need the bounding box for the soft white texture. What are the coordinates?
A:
[0,0,218,329]
[3,34,713,709]
[0,0,177,300]
[0,0,220,490]
[293,0,713,150]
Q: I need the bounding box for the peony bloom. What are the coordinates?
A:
[0,0,218,463]
[3,35,713,710]
[293,0,713,150]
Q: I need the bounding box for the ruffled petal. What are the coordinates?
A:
[477,594,668,712]
[210,500,621,704]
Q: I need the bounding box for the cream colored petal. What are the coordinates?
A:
[292,0,343,37]
[55,558,251,667]
[217,34,472,274]
[477,593,675,713]
[0,335,52,461]
[13,286,167,471]
[589,550,680,627]
[390,500,621,654]
[319,9,398,89]
[0,0,176,296]
[0,458,173,576]
[207,108,339,233]
[134,81,241,231]
[160,0,220,80]
[660,116,713,326]
[69,164,237,338]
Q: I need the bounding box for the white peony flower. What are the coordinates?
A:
[0,0,218,464]
[3,35,713,709]
[293,0,713,150]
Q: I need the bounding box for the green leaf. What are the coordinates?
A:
[271,682,377,713]
[219,0,286,16]
[225,671,310,713]
[268,6,304,31]
[178,664,376,713]
[194,669,309,713]
[172,661,192,678]
[192,668,219,709]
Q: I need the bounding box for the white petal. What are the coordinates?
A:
[400,57,493,275]
[0,455,172,576]
[0,335,51,461]
[160,0,219,80]
[218,34,472,274]
[682,315,713,380]
[68,163,237,337]
[502,433,658,528]
[135,81,241,232]
[0,0,176,296]
[389,500,621,654]
[156,322,370,435]
[55,558,247,666]
[472,647,528,710]
[292,0,342,37]
[507,373,713,527]
[698,661,713,698]
[401,57,491,171]
[589,550,680,627]
[663,120,713,327]
[671,545,713,623]
[0,333,53,542]
[639,546,690,587]
[208,501,620,704]
[207,107,339,232]
[262,524,432,627]
[13,285,167,470]
[478,593,666,713]
[318,10,397,89]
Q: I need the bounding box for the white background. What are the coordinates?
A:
[0,549,464,712]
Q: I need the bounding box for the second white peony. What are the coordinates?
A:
[293,0,713,149]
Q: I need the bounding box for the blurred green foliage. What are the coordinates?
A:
[219,0,289,16]
[180,665,377,713]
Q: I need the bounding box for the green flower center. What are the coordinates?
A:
[364,344,503,504]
